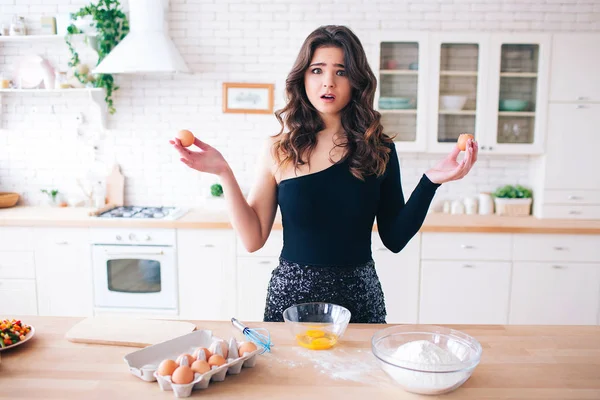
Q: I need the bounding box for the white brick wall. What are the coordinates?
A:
[1,0,599,207]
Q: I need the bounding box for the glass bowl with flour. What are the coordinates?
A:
[371,325,482,395]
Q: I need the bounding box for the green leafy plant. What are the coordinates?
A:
[65,0,129,114]
[41,189,60,202]
[493,184,532,199]
[210,183,223,197]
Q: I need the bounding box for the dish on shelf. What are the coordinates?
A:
[499,99,528,112]
[439,95,467,111]
[12,55,46,89]
[379,97,416,110]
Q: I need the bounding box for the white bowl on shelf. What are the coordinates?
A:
[440,95,468,111]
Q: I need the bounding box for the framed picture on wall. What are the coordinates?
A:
[222,82,274,114]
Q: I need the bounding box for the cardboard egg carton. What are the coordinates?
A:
[124,330,260,398]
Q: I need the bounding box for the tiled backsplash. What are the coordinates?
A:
[1,0,598,207]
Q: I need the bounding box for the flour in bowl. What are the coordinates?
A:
[379,340,471,395]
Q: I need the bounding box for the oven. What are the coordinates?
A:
[91,228,178,315]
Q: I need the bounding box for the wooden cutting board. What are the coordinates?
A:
[65,317,197,348]
[105,164,124,206]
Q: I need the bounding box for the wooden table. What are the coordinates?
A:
[1,317,599,399]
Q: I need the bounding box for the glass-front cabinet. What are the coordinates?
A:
[375,32,550,155]
[375,33,429,152]
[486,34,550,154]
[427,33,490,153]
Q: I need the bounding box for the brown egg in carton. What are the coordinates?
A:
[124,330,261,398]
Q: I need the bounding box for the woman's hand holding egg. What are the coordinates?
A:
[424,133,478,184]
[170,129,230,176]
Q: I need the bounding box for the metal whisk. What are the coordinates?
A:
[231,317,273,354]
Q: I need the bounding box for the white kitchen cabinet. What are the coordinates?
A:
[372,233,420,323]
[236,256,277,322]
[33,228,93,317]
[427,32,491,154]
[484,34,550,154]
[236,231,282,321]
[375,32,551,155]
[543,103,600,191]
[0,279,38,316]
[509,262,600,325]
[510,234,600,325]
[374,31,429,152]
[419,260,511,324]
[0,227,37,315]
[177,229,236,320]
[549,33,600,103]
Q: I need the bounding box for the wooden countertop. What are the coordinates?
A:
[1,316,599,399]
[1,206,600,234]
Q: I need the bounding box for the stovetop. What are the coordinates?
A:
[97,206,187,220]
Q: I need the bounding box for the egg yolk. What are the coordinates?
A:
[296,329,338,350]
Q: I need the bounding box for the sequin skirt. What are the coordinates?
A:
[263,257,387,323]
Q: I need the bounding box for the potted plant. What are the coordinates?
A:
[492,184,533,216]
[64,0,129,114]
[41,189,62,207]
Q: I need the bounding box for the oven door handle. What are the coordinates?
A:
[104,250,164,256]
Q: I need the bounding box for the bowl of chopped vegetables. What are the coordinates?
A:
[0,319,34,351]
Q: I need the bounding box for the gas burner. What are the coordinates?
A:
[97,206,187,220]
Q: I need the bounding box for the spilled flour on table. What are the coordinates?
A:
[266,346,394,385]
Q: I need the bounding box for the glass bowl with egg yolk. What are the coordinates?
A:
[283,302,351,350]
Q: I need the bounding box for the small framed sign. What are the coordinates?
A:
[222,82,274,114]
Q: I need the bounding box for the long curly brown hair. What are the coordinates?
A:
[272,25,393,181]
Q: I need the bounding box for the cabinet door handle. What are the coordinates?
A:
[55,241,69,245]
[568,210,582,215]
[552,265,566,269]
[553,246,567,251]
[480,145,486,150]
[258,261,272,265]
[460,244,474,249]
[463,264,474,268]
[567,195,582,200]
[375,246,388,252]
[576,96,589,101]
[575,104,589,109]
[201,244,215,248]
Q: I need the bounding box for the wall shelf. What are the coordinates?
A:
[0,87,107,129]
[379,109,417,114]
[380,69,419,75]
[498,111,536,117]
[0,34,85,42]
[439,110,477,115]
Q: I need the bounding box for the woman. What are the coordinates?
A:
[170,25,478,323]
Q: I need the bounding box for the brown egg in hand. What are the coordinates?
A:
[157,359,178,376]
[208,354,226,367]
[177,129,195,147]
[238,341,258,357]
[171,365,195,384]
[457,133,474,151]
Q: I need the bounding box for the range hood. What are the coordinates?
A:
[92,0,190,74]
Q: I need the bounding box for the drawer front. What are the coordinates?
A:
[544,190,600,205]
[509,262,600,325]
[0,227,32,251]
[237,230,283,257]
[513,234,600,262]
[0,279,38,316]
[421,232,512,261]
[541,205,600,220]
[0,251,35,279]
